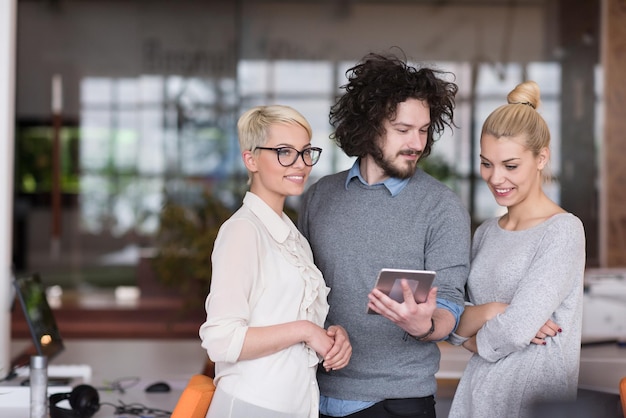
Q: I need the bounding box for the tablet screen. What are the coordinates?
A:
[367,268,436,314]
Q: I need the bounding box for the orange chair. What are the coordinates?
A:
[171,374,216,418]
[619,377,626,417]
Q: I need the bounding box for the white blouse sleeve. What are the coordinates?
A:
[199,217,261,363]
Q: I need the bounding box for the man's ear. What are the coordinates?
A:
[242,150,258,173]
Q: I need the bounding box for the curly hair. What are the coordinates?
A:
[330,51,458,159]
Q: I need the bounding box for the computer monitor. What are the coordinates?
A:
[11,273,64,368]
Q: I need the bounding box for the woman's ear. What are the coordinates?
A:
[242,150,258,173]
[537,147,549,170]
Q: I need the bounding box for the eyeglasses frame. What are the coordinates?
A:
[254,146,322,167]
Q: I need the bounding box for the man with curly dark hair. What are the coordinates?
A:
[298,50,471,418]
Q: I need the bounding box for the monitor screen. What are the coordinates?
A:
[12,274,64,367]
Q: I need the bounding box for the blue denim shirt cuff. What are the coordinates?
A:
[436,297,464,341]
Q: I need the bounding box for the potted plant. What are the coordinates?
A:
[150,190,236,308]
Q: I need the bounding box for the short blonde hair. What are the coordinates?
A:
[237,105,312,152]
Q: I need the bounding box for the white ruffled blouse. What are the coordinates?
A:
[200,192,330,418]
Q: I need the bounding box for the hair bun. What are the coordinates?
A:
[506,80,541,110]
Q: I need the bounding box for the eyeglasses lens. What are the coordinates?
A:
[277,148,321,166]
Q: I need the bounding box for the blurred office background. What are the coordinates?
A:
[7,0,626,339]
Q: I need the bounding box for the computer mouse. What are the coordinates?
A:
[145,381,171,393]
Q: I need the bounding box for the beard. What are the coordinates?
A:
[372,149,421,180]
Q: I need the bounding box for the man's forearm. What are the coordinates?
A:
[427,308,456,341]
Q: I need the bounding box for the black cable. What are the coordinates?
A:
[95,376,141,394]
[100,400,172,417]
[0,369,18,382]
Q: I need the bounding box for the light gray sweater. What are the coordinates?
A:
[298,168,471,401]
[448,213,586,418]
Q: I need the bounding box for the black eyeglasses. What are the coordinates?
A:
[254,146,322,167]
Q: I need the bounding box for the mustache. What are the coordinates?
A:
[398,149,422,157]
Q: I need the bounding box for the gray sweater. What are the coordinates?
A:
[298,168,471,401]
[448,214,586,418]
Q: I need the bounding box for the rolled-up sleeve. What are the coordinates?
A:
[437,298,464,331]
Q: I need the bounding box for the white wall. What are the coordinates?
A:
[1,0,17,380]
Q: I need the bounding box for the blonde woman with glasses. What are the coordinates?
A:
[200,105,352,418]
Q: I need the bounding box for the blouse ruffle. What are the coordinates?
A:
[280,219,330,367]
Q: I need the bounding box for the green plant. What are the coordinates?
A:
[418,154,454,183]
[151,191,235,306]
[16,125,81,193]
[151,186,301,307]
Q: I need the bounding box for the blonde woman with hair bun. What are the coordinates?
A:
[448,81,586,418]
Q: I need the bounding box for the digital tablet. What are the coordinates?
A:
[367,268,436,314]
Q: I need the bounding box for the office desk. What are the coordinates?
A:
[4,339,208,418]
[578,342,626,395]
[2,339,624,417]
[438,341,626,395]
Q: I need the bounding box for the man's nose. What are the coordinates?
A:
[408,131,425,151]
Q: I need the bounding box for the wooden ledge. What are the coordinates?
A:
[11,288,205,339]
